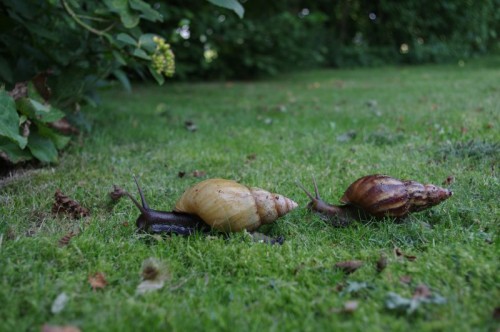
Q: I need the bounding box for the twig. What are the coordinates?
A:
[61,0,115,36]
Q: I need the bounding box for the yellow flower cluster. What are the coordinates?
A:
[152,36,175,77]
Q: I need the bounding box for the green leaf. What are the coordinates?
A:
[116,33,137,46]
[16,98,65,123]
[27,130,58,163]
[38,125,71,150]
[148,66,164,85]
[0,90,27,149]
[129,0,163,22]
[0,136,32,163]
[112,50,127,65]
[103,0,140,28]
[133,48,151,60]
[112,69,132,92]
[0,56,13,83]
[206,0,244,18]
[138,34,157,53]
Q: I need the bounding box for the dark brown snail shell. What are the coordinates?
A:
[298,174,453,225]
[340,175,453,218]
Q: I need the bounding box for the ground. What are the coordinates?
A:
[0,58,499,331]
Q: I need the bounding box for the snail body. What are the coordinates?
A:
[120,177,297,235]
[298,175,452,226]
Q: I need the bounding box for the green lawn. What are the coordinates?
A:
[1,58,499,331]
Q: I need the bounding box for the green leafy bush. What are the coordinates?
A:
[0,0,173,164]
[0,0,244,165]
[147,1,327,79]
[0,86,70,163]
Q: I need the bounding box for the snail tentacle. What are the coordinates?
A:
[133,175,149,209]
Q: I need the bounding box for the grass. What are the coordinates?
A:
[1,58,499,331]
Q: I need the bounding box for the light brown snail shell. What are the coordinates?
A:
[174,178,298,232]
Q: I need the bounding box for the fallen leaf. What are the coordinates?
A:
[42,325,80,332]
[405,254,417,261]
[413,284,431,299]
[335,260,363,274]
[400,275,412,284]
[394,247,417,261]
[184,120,197,132]
[109,185,127,201]
[192,170,206,178]
[343,300,359,313]
[88,272,107,291]
[52,189,89,219]
[376,254,388,272]
[442,175,455,186]
[136,258,170,295]
[58,232,77,247]
[51,292,69,314]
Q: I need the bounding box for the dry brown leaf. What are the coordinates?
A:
[400,275,412,284]
[335,260,363,274]
[413,284,432,299]
[394,247,417,261]
[109,185,127,201]
[52,189,89,219]
[343,300,359,313]
[88,272,107,291]
[42,324,81,332]
[58,232,77,247]
[442,175,455,186]
[192,170,206,178]
[376,254,388,272]
[246,153,257,162]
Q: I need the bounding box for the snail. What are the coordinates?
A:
[115,177,298,237]
[297,174,453,226]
